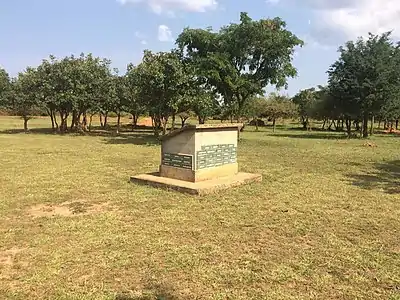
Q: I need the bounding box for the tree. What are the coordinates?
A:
[191,89,219,125]
[265,94,297,132]
[0,68,10,109]
[112,73,129,134]
[33,54,114,133]
[131,50,189,136]
[8,68,41,132]
[292,88,317,129]
[176,12,303,120]
[125,64,146,130]
[242,96,268,131]
[327,32,400,138]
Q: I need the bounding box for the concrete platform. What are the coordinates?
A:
[130,172,262,196]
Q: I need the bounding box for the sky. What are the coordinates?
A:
[1,0,399,96]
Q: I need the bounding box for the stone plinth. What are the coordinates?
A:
[130,123,262,195]
[130,172,262,196]
[159,123,241,182]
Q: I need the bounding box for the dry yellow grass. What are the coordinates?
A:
[0,116,399,299]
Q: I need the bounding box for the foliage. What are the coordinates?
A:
[292,88,317,129]
[130,50,190,136]
[176,12,303,118]
[4,16,400,139]
[0,67,10,108]
[327,32,400,137]
[6,68,42,131]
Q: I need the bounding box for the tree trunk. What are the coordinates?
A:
[322,119,327,130]
[71,110,77,131]
[230,115,233,123]
[254,118,259,131]
[132,114,138,131]
[345,118,352,138]
[23,116,29,133]
[180,116,188,127]
[378,119,381,129]
[47,108,56,131]
[49,112,55,131]
[328,120,336,131]
[171,113,176,131]
[362,113,369,138]
[355,121,360,132]
[74,112,82,132]
[82,112,88,131]
[89,114,94,132]
[302,117,308,129]
[53,111,59,131]
[198,116,205,124]
[152,115,161,137]
[396,120,399,130]
[59,112,68,133]
[161,117,168,136]
[369,115,374,136]
[104,113,108,128]
[116,112,121,134]
[100,114,104,128]
[272,118,276,132]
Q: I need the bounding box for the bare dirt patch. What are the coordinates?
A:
[27,201,116,218]
[0,248,25,267]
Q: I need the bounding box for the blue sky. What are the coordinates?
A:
[1,0,398,96]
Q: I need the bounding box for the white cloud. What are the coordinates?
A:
[274,0,400,44]
[134,31,145,39]
[117,0,217,14]
[316,0,400,39]
[158,25,173,42]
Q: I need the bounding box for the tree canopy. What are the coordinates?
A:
[3,14,400,139]
[176,12,303,118]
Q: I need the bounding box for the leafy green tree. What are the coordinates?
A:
[125,64,147,130]
[191,90,219,125]
[242,96,268,131]
[328,32,400,137]
[34,54,114,133]
[132,50,189,136]
[0,68,10,110]
[112,74,129,134]
[176,12,303,119]
[292,88,317,129]
[177,13,303,119]
[8,68,41,132]
[265,94,298,132]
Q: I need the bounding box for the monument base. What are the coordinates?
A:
[130,172,262,196]
[159,163,239,183]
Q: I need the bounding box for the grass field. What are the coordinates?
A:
[0,116,399,300]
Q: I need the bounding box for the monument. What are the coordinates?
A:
[130,123,262,195]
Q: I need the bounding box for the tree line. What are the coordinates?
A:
[1,13,400,139]
[0,12,302,136]
[292,32,400,138]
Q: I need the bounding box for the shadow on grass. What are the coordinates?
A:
[0,128,56,135]
[0,125,155,135]
[347,160,400,194]
[115,283,177,300]
[263,132,349,140]
[104,134,160,146]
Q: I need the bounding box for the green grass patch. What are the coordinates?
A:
[0,116,399,299]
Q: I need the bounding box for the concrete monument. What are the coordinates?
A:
[130,124,262,195]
